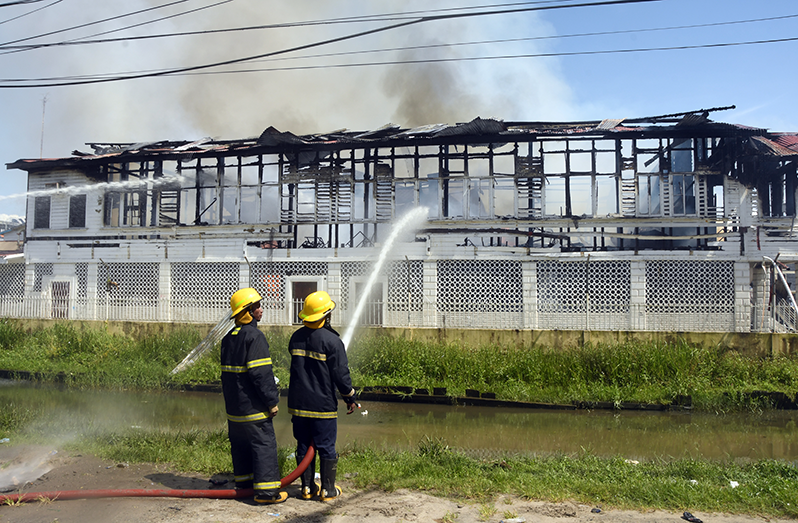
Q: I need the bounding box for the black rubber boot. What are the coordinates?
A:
[297,452,318,500]
[254,491,288,504]
[319,458,341,501]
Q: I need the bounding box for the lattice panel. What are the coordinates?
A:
[0,264,24,297]
[341,260,424,327]
[537,260,631,314]
[76,263,88,298]
[437,260,522,313]
[98,263,159,303]
[646,260,734,312]
[33,263,53,292]
[171,262,238,305]
[387,260,423,312]
[341,261,371,310]
[250,261,327,308]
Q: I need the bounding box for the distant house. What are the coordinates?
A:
[4,109,798,332]
[0,220,24,259]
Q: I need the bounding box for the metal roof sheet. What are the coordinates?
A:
[5,109,770,171]
[749,136,798,157]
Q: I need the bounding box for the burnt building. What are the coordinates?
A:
[4,107,798,332]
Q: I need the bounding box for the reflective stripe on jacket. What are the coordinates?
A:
[220,321,279,423]
[287,325,353,419]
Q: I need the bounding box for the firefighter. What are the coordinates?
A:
[287,291,358,501]
[221,288,287,505]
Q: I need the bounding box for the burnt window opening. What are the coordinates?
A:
[671,174,696,215]
[69,194,86,228]
[34,196,50,229]
[105,190,147,227]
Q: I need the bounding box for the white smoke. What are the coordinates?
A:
[0,1,576,215]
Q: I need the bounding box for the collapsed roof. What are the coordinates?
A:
[8,105,797,172]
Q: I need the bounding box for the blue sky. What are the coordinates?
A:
[1,0,796,218]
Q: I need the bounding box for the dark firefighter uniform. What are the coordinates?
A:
[287,322,355,460]
[220,320,281,495]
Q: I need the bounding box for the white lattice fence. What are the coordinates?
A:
[386,259,424,327]
[0,264,24,297]
[95,262,160,321]
[0,261,36,320]
[170,262,238,323]
[536,260,631,331]
[437,260,523,329]
[340,260,425,327]
[33,263,53,292]
[645,260,735,331]
[0,258,757,333]
[341,261,378,326]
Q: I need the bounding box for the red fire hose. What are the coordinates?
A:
[0,445,314,505]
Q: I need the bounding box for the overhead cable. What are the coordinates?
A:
[0,0,196,47]
[0,0,611,51]
[159,35,798,78]
[0,0,61,26]
[0,0,50,6]
[0,0,234,55]
[0,0,666,87]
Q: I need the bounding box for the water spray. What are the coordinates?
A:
[340,207,428,349]
[0,172,190,202]
[170,310,235,375]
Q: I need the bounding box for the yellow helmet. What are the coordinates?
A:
[299,291,335,323]
[230,288,263,323]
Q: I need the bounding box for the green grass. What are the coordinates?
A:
[339,440,798,517]
[0,318,201,389]
[347,335,798,411]
[2,319,798,519]
[2,318,798,411]
[39,425,798,519]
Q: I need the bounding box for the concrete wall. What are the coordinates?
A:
[9,318,797,358]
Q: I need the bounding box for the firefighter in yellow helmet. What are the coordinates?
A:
[287,290,358,501]
[221,288,286,504]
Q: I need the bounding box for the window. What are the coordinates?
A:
[34,196,50,229]
[104,191,146,226]
[672,174,696,215]
[545,177,566,216]
[638,175,661,215]
[69,194,86,228]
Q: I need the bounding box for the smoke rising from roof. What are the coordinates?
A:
[0,1,576,214]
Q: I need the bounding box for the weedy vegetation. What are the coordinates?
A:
[1,319,798,412]
[2,318,798,518]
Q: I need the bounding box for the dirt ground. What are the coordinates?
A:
[0,445,791,523]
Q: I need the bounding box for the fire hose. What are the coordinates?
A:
[0,444,314,505]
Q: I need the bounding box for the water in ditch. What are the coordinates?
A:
[2,379,797,461]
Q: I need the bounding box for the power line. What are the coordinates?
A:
[8,31,794,85]
[0,0,51,6]
[0,0,607,52]
[12,9,795,79]
[0,0,62,26]
[161,35,798,77]
[0,0,234,55]
[0,0,666,87]
[0,0,197,47]
[239,13,798,66]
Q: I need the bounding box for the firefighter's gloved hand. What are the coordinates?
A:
[345,397,360,414]
[344,389,359,414]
